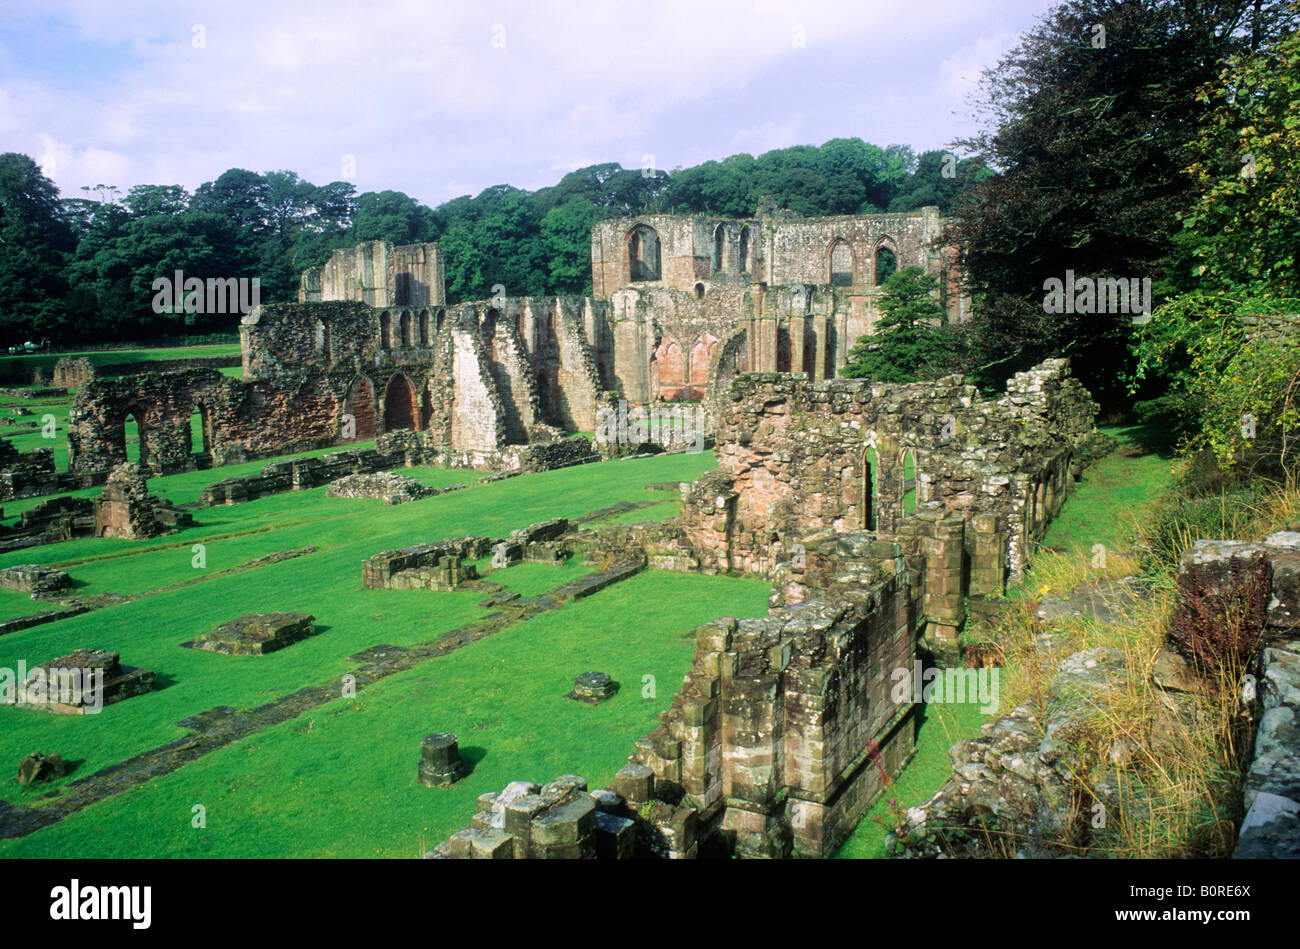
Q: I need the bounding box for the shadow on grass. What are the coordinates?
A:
[1109,421,1177,459]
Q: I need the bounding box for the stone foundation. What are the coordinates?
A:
[186,612,318,655]
[4,649,155,714]
[0,564,71,596]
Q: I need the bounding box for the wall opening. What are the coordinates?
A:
[123,410,147,467]
[875,246,897,286]
[379,312,392,350]
[190,405,211,457]
[628,224,662,282]
[713,225,725,272]
[830,240,854,287]
[694,282,705,299]
[739,226,750,273]
[345,376,377,441]
[383,374,419,433]
[901,449,917,515]
[400,310,413,347]
[863,445,878,530]
[419,310,431,346]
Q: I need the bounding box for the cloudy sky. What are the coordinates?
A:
[0,0,1058,207]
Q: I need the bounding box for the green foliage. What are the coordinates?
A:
[1131,290,1300,469]
[841,267,958,382]
[950,0,1298,407]
[1183,25,1300,297]
[0,153,74,340]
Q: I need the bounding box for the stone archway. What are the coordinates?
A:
[653,334,685,400]
[344,376,377,441]
[688,333,718,399]
[383,374,419,433]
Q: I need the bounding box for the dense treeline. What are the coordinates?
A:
[0,140,988,345]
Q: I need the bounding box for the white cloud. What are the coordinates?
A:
[2,0,1051,203]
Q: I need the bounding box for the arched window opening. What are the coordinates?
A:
[344,376,377,441]
[739,226,750,273]
[830,240,853,287]
[875,246,897,286]
[901,449,917,516]
[419,311,431,347]
[713,225,725,272]
[384,374,419,433]
[863,446,878,531]
[124,411,147,467]
[379,312,392,350]
[694,282,705,300]
[190,406,212,456]
[628,224,661,282]
[654,335,685,399]
[400,311,413,348]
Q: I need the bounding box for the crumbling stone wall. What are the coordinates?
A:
[681,359,1106,590]
[0,441,58,500]
[298,240,445,307]
[589,208,968,405]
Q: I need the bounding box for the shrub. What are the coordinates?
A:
[1167,554,1270,685]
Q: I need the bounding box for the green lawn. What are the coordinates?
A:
[0,447,775,857]
[0,344,240,382]
[1038,422,1176,555]
[833,701,986,858]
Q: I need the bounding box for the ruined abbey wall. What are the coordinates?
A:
[589,207,968,408]
[679,359,1107,590]
[298,241,445,308]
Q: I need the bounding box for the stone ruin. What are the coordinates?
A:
[426,359,1107,859]
[417,733,467,788]
[48,207,964,494]
[364,538,487,592]
[0,496,96,553]
[16,751,66,786]
[362,519,572,592]
[0,564,71,596]
[93,462,194,539]
[325,471,439,505]
[3,648,155,714]
[184,612,318,656]
[433,775,600,859]
[0,440,59,501]
[679,358,1111,660]
[568,671,617,705]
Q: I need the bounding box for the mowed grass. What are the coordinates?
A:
[1037,423,1176,556]
[0,570,768,858]
[0,344,241,381]
[833,701,986,858]
[0,448,774,857]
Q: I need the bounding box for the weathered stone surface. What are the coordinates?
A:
[417,733,466,787]
[187,612,318,656]
[325,471,439,505]
[0,564,70,596]
[16,752,65,786]
[94,463,194,539]
[568,671,616,704]
[0,439,59,502]
[3,649,155,714]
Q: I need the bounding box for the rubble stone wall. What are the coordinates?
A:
[681,359,1105,589]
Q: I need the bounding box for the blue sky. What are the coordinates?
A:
[0,0,1059,207]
